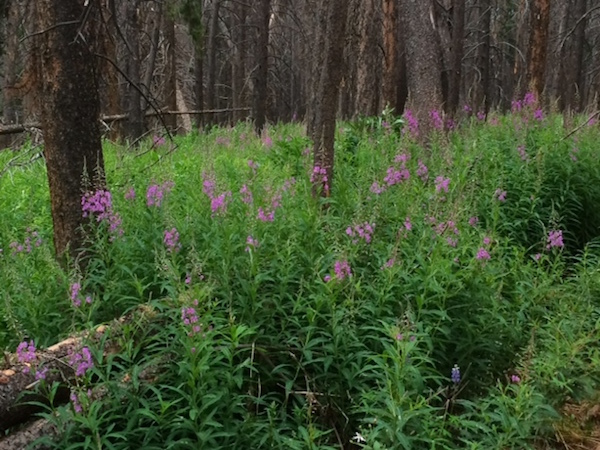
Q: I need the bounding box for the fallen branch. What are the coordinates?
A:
[0,108,252,136]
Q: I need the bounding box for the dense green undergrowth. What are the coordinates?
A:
[2,106,600,449]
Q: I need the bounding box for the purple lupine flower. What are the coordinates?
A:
[451,365,461,384]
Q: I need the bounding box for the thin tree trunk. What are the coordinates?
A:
[141,5,161,114]
[447,0,465,115]
[527,0,550,100]
[355,0,381,117]
[126,0,144,141]
[205,0,221,125]
[382,0,397,111]
[252,0,270,134]
[404,0,443,139]
[35,0,105,261]
[164,10,178,132]
[231,1,247,123]
[474,0,492,113]
[3,0,19,126]
[312,0,349,197]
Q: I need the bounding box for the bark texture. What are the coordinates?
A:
[527,0,550,100]
[35,0,106,260]
[404,0,443,139]
[252,0,271,134]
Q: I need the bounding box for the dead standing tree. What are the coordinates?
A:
[311,0,349,198]
[34,0,106,261]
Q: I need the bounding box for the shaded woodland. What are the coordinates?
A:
[0,0,598,143]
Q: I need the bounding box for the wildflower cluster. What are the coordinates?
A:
[403,109,419,137]
[164,227,182,253]
[182,301,205,336]
[495,188,507,202]
[476,236,493,261]
[370,153,411,195]
[245,235,259,252]
[416,160,429,182]
[81,189,123,238]
[202,174,232,216]
[310,165,329,195]
[429,109,443,130]
[146,181,174,208]
[346,222,375,244]
[546,230,564,249]
[324,259,352,282]
[70,282,92,308]
[9,228,43,256]
[435,176,450,194]
[69,347,94,377]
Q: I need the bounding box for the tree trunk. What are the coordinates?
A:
[447,0,465,115]
[474,0,492,113]
[232,1,248,123]
[562,0,586,112]
[382,0,398,111]
[354,0,381,117]
[34,0,105,261]
[164,9,178,132]
[527,0,550,100]
[252,0,270,134]
[2,0,19,126]
[312,0,349,198]
[205,0,221,126]
[404,0,443,139]
[125,0,144,141]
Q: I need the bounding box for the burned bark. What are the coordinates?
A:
[34,0,106,261]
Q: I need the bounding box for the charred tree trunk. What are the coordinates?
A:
[164,10,178,132]
[232,1,248,123]
[312,0,349,198]
[205,0,221,126]
[527,0,550,100]
[447,0,465,115]
[404,0,443,139]
[125,0,144,141]
[252,0,271,134]
[382,0,398,111]
[35,0,105,261]
[474,0,492,113]
[354,0,381,117]
[562,0,586,112]
[2,0,19,126]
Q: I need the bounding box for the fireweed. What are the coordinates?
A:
[146,181,174,208]
[9,228,42,256]
[81,189,123,239]
[346,222,375,244]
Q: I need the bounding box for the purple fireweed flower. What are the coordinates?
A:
[248,159,259,171]
[446,237,458,247]
[164,227,181,253]
[403,109,419,137]
[517,145,528,161]
[483,236,492,246]
[476,111,486,121]
[463,104,472,114]
[476,247,491,260]
[70,392,83,414]
[257,207,275,222]
[547,230,564,249]
[17,341,37,369]
[69,347,94,377]
[404,217,412,231]
[384,167,410,186]
[534,109,544,121]
[511,374,521,384]
[181,306,204,336]
[523,92,536,106]
[153,135,166,146]
[211,192,231,216]
[468,216,479,227]
[394,153,410,166]
[333,260,352,281]
[262,135,273,148]
[511,99,523,113]
[346,222,375,244]
[240,184,253,205]
[430,109,443,130]
[417,160,429,182]
[146,181,174,208]
[495,189,507,202]
[311,165,329,195]
[370,181,386,195]
[381,258,396,270]
[70,283,82,307]
[125,187,136,201]
[245,235,259,252]
[435,176,450,193]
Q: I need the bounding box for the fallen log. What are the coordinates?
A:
[0,108,252,136]
[0,304,158,434]
[0,418,55,450]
